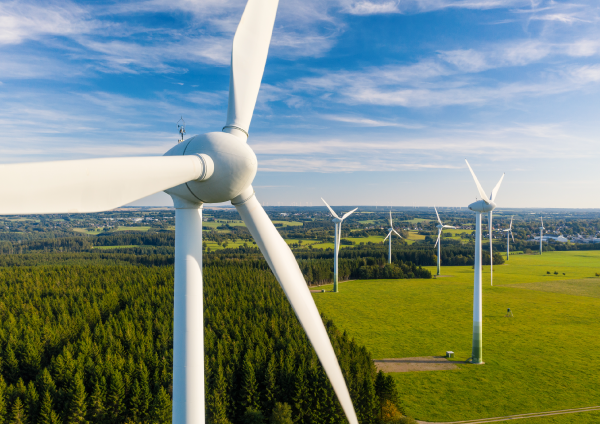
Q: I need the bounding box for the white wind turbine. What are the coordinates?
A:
[465,160,505,365]
[503,216,515,260]
[433,206,456,276]
[383,210,403,264]
[322,198,357,293]
[0,1,359,423]
[539,216,545,255]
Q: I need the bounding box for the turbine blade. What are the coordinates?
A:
[511,230,515,243]
[389,210,392,227]
[490,173,505,202]
[434,229,441,248]
[541,216,544,228]
[321,198,340,219]
[434,206,442,225]
[443,225,457,229]
[383,231,391,241]
[341,207,358,220]
[234,191,359,424]
[0,156,209,215]
[392,229,402,238]
[224,0,279,137]
[510,215,513,230]
[465,159,490,204]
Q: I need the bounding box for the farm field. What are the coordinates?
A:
[73,226,153,235]
[312,251,600,423]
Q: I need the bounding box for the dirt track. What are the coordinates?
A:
[416,405,600,423]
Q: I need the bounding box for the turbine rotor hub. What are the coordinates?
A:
[163,132,257,205]
[468,200,496,213]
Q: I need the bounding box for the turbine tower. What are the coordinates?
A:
[0,1,360,423]
[322,198,357,292]
[539,216,545,255]
[503,216,515,260]
[433,206,456,276]
[383,210,403,264]
[465,160,504,365]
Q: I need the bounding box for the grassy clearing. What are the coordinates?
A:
[345,235,387,244]
[272,220,303,227]
[508,278,600,298]
[312,251,600,423]
[72,226,153,235]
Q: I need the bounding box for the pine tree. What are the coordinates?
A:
[207,364,229,424]
[66,373,87,424]
[25,381,39,424]
[0,376,7,424]
[9,398,27,424]
[37,369,57,398]
[150,387,171,423]
[4,348,19,385]
[87,380,106,423]
[270,402,293,424]
[38,391,61,424]
[106,372,125,422]
[241,356,259,412]
[292,360,308,424]
[263,356,277,414]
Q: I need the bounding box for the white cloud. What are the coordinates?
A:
[0,1,95,45]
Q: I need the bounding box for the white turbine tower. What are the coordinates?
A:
[433,206,456,276]
[322,198,357,293]
[0,1,360,423]
[465,160,504,365]
[383,211,403,264]
[503,216,515,260]
[539,216,545,255]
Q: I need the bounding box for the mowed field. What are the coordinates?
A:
[312,251,600,423]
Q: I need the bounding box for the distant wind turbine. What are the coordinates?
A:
[433,206,456,276]
[503,216,515,260]
[486,176,504,286]
[322,198,357,292]
[539,216,545,255]
[465,159,505,364]
[383,211,403,264]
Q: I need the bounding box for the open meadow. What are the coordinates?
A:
[312,251,600,423]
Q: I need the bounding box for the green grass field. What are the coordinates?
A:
[73,226,153,235]
[312,251,600,423]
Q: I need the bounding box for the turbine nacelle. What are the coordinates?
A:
[164,132,258,205]
[468,199,496,213]
[332,217,343,223]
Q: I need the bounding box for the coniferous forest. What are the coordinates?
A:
[0,253,405,424]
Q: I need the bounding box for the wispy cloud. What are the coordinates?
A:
[322,115,423,128]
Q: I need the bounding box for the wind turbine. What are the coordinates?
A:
[486,182,503,286]
[502,216,515,260]
[503,216,515,260]
[465,160,505,365]
[539,216,545,255]
[322,198,357,293]
[0,1,360,423]
[433,206,456,276]
[383,210,402,264]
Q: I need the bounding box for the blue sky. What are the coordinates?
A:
[1,0,599,208]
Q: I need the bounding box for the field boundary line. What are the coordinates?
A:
[417,405,600,423]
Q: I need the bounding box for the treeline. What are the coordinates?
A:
[0,257,406,423]
[0,232,175,255]
[298,258,431,285]
[293,245,505,267]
